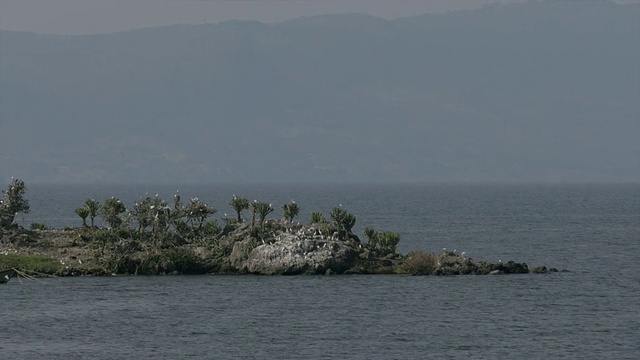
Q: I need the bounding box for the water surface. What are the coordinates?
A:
[3,183,638,359]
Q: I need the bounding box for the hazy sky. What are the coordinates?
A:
[0,0,538,35]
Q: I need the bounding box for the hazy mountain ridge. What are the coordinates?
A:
[1,1,638,183]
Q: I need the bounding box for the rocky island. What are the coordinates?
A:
[1,179,555,277]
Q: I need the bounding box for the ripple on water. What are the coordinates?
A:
[2,184,638,359]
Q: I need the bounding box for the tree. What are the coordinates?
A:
[329,207,356,240]
[229,195,249,223]
[0,178,31,228]
[282,200,300,223]
[249,200,273,232]
[310,212,327,224]
[249,200,259,227]
[184,197,217,234]
[101,197,126,228]
[75,206,90,227]
[84,199,101,227]
[364,227,378,250]
[256,202,273,225]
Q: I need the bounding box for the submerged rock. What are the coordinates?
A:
[412,250,531,276]
[532,265,549,274]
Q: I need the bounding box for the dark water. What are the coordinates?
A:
[2,183,639,359]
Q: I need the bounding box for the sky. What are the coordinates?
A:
[0,0,537,35]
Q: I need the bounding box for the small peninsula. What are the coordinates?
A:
[1,179,555,277]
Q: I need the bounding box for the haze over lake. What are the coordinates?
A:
[1,0,638,184]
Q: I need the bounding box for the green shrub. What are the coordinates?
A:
[165,248,207,274]
[30,222,49,230]
[403,250,438,275]
[378,231,401,256]
[223,217,238,226]
[0,178,30,228]
[202,219,221,237]
[363,228,400,256]
[310,212,327,224]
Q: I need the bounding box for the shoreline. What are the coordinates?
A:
[0,225,556,277]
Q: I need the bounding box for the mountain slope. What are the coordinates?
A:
[1,1,638,183]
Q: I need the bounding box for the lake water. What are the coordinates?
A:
[2,183,639,359]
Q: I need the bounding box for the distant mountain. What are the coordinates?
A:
[1,1,638,183]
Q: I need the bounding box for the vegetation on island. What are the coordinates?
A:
[0,179,551,277]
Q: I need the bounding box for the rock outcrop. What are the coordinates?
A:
[238,233,358,275]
